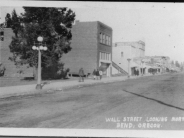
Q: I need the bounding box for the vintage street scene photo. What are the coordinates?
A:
[0,1,184,135]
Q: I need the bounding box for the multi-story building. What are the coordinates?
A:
[1,21,113,78]
[61,20,113,77]
[112,40,145,76]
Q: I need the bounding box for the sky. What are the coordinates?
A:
[1,1,184,63]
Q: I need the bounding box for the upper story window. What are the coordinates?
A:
[100,33,102,43]
[103,34,106,44]
[106,36,108,45]
[99,32,111,46]
[121,52,124,57]
[108,36,111,46]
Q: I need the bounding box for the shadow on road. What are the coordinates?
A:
[123,89,184,112]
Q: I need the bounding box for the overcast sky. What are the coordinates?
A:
[1,1,184,63]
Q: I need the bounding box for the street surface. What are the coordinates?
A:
[0,73,184,130]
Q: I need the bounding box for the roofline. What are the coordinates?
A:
[97,21,112,30]
[74,20,112,30]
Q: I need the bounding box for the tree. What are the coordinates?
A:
[0,63,6,77]
[175,60,180,68]
[171,60,174,65]
[8,7,75,79]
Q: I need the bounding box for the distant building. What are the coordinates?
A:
[112,40,145,76]
[149,56,171,73]
[61,20,113,77]
[130,56,171,74]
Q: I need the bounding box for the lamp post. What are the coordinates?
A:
[32,36,47,89]
[127,58,131,78]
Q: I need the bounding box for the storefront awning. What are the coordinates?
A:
[99,62,110,71]
[131,62,139,68]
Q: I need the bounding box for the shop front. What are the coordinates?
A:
[99,61,111,77]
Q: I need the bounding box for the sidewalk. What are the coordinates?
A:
[0,74,154,99]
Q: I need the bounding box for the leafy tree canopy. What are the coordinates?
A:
[7,7,75,70]
[175,60,180,67]
[171,60,174,65]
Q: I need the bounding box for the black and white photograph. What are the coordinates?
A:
[0,1,184,138]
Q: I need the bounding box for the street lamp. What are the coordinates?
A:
[127,58,131,78]
[32,36,47,89]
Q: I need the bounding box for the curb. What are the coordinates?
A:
[0,77,128,99]
[0,73,163,99]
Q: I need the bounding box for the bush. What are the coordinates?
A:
[0,63,6,77]
[57,68,70,79]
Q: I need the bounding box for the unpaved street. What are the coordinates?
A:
[0,73,184,130]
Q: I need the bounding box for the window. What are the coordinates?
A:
[100,33,102,43]
[106,36,108,45]
[108,54,111,61]
[107,36,109,45]
[103,34,105,44]
[100,52,111,61]
[99,32,111,46]
[108,37,111,46]
[121,52,124,57]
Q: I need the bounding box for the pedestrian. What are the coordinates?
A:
[93,69,96,80]
[96,69,100,80]
[79,67,84,82]
[99,70,103,80]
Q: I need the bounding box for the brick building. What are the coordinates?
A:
[1,21,113,78]
[61,21,113,77]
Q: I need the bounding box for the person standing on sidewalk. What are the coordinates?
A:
[99,70,103,80]
[93,69,96,80]
[96,69,100,80]
[79,68,85,82]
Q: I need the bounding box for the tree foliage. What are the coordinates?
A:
[175,60,180,67]
[171,60,174,65]
[7,7,75,77]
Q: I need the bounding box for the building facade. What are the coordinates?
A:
[112,40,145,76]
[61,21,113,77]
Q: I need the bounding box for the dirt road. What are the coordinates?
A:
[0,73,184,130]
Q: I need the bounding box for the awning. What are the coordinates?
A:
[131,61,139,68]
[143,64,152,68]
[99,62,110,71]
